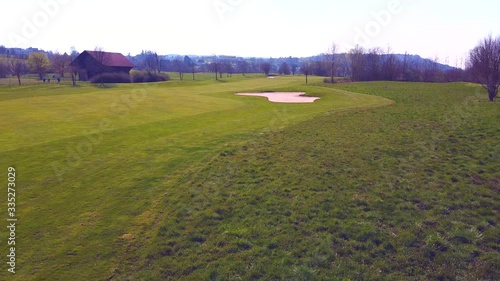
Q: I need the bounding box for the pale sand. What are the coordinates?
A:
[236,92,320,103]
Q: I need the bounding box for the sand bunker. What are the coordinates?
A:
[236,92,320,103]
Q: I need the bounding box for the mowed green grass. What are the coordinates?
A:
[0,74,393,280]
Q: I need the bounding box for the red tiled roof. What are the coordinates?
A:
[85,51,135,68]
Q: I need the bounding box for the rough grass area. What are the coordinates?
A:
[120,82,499,280]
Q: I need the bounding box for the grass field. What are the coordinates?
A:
[0,75,498,280]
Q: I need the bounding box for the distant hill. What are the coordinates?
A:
[392,54,457,71]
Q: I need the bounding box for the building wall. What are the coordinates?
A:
[75,53,132,81]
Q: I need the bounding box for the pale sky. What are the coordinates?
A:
[1,0,499,67]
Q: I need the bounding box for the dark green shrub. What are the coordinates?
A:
[90,72,131,84]
[131,71,170,83]
[323,77,336,84]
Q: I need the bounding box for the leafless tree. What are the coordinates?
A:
[300,61,312,84]
[156,53,162,73]
[209,61,220,80]
[468,35,500,101]
[142,51,159,74]
[219,62,224,79]
[237,60,249,76]
[70,64,79,87]
[173,58,184,81]
[382,47,398,81]
[0,58,8,78]
[366,47,382,81]
[311,61,327,76]
[70,47,79,59]
[0,45,7,55]
[183,56,196,79]
[337,54,351,77]
[51,52,71,77]
[69,47,80,86]
[8,58,28,86]
[278,62,291,75]
[324,42,337,83]
[349,45,365,81]
[260,62,271,76]
[222,61,233,78]
[189,61,197,80]
[93,47,110,86]
[422,56,441,82]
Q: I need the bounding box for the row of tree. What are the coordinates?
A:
[1,35,498,101]
[135,51,274,80]
[132,47,464,84]
[0,51,80,85]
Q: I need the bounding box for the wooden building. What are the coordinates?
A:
[70,50,135,81]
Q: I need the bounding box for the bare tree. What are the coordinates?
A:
[401,52,411,81]
[278,62,291,75]
[237,60,249,76]
[422,56,442,82]
[324,42,337,83]
[366,47,382,81]
[0,45,7,55]
[224,61,234,78]
[0,58,8,78]
[260,62,271,76]
[184,55,194,79]
[70,64,79,87]
[311,61,328,76]
[70,47,79,61]
[173,58,184,81]
[291,64,298,75]
[189,61,197,80]
[156,53,162,73]
[382,47,398,81]
[468,35,500,101]
[337,54,351,77]
[28,52,51,80]
[300,61,312,84]
[51,52,71,77]
[93,47,110,87]
[349,45,365,81]
[69,47,80,87]
[8,58,28,86]
[209,61,220,80]
[142,51,159,74]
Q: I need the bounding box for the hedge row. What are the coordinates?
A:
[90,72,170,84]
[131,71,170,83]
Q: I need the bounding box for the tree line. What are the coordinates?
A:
[0,47,465,85]
[0,49,79,85]
[133,51,285,81]
[1,35,498,101]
